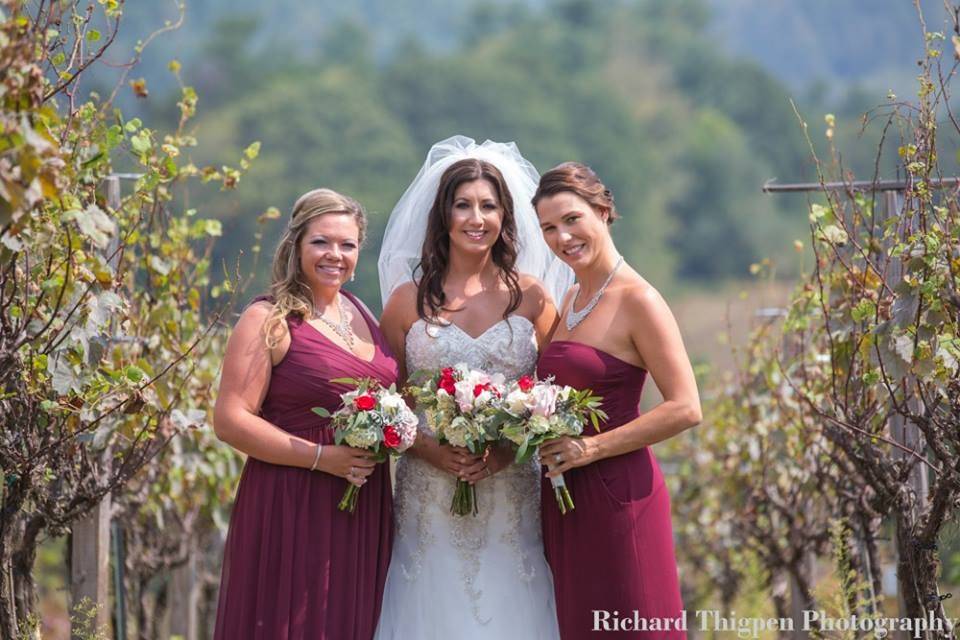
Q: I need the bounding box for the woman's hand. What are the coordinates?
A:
[316,445,378,487]
[460,444,514,484]
[415,436,482,478]
[540,436,601,478]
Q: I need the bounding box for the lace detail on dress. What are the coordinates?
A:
[393,455,435,582]
[395,316,541,622]
[406,316,539,386]
[500,457,541,582]
[451,489,494,625]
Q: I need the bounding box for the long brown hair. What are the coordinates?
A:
[263,188,367,347]
[415,158,522,323]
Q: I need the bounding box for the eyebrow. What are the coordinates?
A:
[540,210,579,225]
[308,234,358,242]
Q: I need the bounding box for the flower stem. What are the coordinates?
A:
[551,472,575,515]
[451,478,478,516]
[339,483,360,513]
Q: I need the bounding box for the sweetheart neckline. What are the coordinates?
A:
[409,315,534,342]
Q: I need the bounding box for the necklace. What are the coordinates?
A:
[565,255,624,331]
[314,293,355,349]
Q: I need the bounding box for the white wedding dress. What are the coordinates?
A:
[374,316,560,640]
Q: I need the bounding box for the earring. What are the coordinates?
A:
[350,271,356,282]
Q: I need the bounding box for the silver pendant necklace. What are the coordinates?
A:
[565,255,624,331]
[314,293,355,349]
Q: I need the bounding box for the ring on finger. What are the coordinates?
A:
[554,453,563,464]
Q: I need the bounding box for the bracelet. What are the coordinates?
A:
[310,443,324,471]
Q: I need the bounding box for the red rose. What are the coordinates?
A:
[518,375,535,392]
[383,425,401,448]
[439,369,457,395]
[439,376,456,395]
[473,382,499,398]
[354,394,376,411]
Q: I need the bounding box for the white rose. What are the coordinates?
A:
[462,370,487,393]
[379,391,407,411]
[505,389,529,414]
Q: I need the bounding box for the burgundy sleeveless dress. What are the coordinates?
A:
[214,291,397,640]
[538,341,685,639]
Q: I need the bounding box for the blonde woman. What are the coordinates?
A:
[213,189,398,640]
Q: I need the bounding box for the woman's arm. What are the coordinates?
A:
[542,286,702,476]
[379,282,417,386]
[213,302,375,482]
[519,274,560,349]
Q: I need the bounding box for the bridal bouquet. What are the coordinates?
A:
[312,377,418,513]
[499,375,607,514]
[407,364,506,516]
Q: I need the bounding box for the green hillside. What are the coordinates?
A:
[95,0,935,308]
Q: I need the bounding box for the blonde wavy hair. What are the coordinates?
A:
[263,188,367,348]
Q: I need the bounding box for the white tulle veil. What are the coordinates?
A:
[377,135,574,308]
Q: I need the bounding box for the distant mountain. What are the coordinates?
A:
[106,0,944,104]
[706,0,948,98]
[100,0,546,95]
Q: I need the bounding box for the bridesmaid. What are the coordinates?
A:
[533,163,701,639]
[212,188,397,639]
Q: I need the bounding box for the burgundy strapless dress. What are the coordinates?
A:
[538,341,685,639]
[214,291,398,640]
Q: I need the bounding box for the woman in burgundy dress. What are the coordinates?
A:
[212,188,397,639]
[533,164,702,639]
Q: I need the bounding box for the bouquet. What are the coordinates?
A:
[499,375,607,514]
[312,377,418,513]
[407,364,505,516]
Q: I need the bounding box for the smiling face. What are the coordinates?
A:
[298,213,361,290]
[446,178,504,258]
[536,191,611,270]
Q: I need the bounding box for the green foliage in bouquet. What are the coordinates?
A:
[313,377,399,463]
[499,387,606,466]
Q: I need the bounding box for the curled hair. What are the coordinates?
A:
[532,161,618,225]
[263,188,367,347]
[415,158,522,323]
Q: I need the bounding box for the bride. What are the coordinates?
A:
[374,136,572,639]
